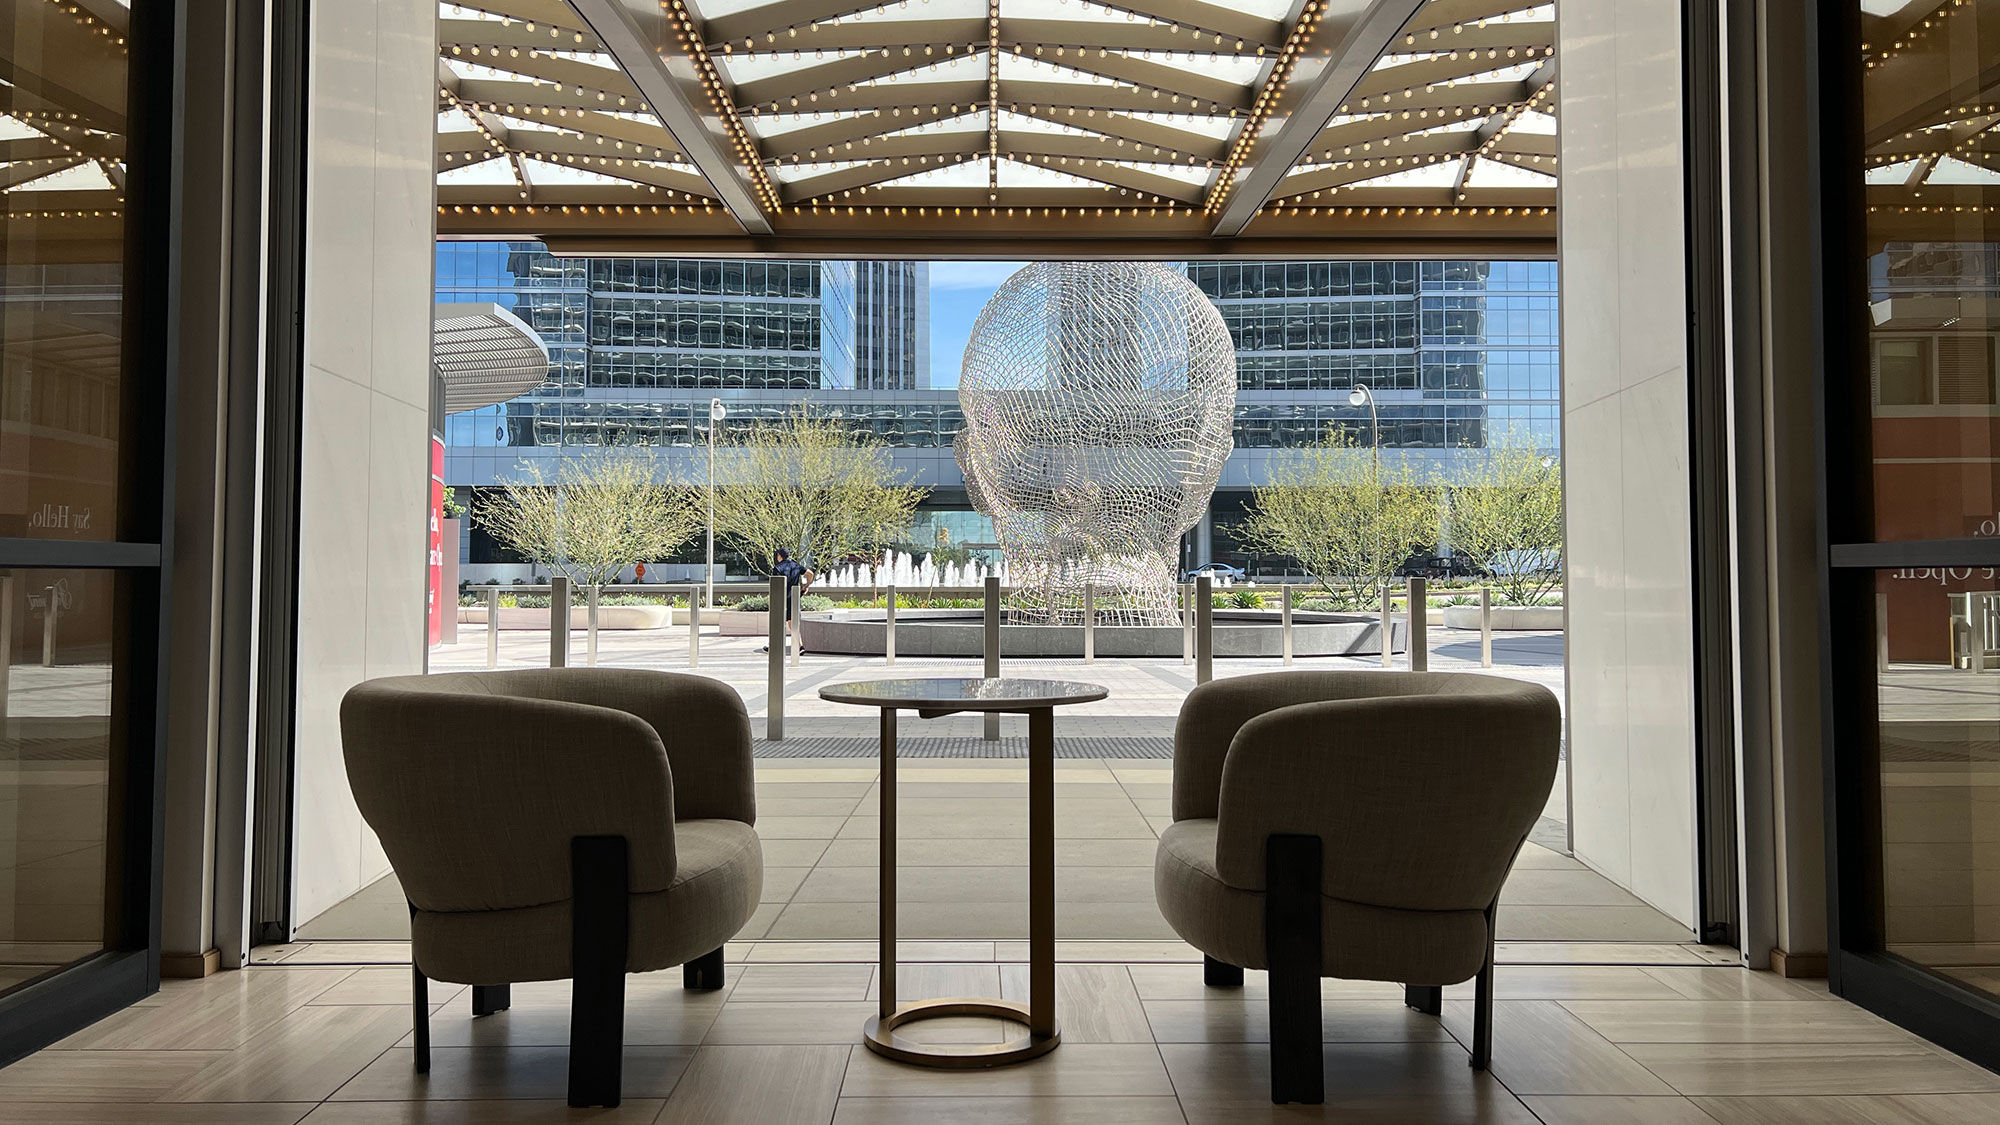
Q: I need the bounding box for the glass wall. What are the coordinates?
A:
[1,0,165,1023]
[1825,0,2000,1067]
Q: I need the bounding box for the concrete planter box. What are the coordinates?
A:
[718,609,776,636]
[1441,604,1565,631]
[458,605,674,630]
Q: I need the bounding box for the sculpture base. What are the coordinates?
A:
[798,609,1405,658]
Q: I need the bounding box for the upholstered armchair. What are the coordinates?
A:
[340,668,762,1109]
[1154,670,1561,1104]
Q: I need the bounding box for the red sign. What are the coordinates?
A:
[427,437,445,646]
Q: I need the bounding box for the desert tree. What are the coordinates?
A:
[1448,433,1564,605]
[474,452,700,589]
[1238,427,1439,607]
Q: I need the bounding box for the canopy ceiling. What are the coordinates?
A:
[434,0,1561,255]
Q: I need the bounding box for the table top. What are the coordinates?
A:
[818,677,1109,711]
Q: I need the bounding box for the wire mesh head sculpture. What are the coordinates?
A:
[955,262,1237,626]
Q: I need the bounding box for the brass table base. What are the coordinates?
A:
[862,998,1061,1068]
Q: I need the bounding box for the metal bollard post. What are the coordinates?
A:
[1480,586,1494,669]
[1195,575,1213,684]
[983,575,1001,741]
[485,586,499,669]
[550,576,570,668]
[1380,586,1393,668]
[789,581,801,669]
[0,575,12,721]
[767,575,786,740]
[1182,582,1194,666]
[1083,583,1095,665]
[1280,584,1294,667]
[885,583,896,665]
[586,584,601,667]
[1407,575,1428,672]
[41,585,59,666]
[687,585,701,669]
[1876,592,1890,675]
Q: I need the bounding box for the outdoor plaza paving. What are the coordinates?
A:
[293,621,1696,950]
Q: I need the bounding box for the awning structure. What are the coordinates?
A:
[0,1,130,253]
[433,302,552,412]
[435,0,1560,255]
[1858,2,2000,249]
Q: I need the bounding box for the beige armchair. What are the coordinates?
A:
[1154,670,1561,1104]
[340,668,761,1109]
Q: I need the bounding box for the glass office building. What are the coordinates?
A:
[437,245,1558,574]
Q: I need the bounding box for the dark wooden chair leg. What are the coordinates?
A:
[472,984,512,1016]
[1203,955,1243,988]
[683,947,725,990]
[1404,984,1443,1016]
[411,962,430,1075]
[1470,908,1497,1070]
[1265,833,1323,1105]
[569,835,629,1109]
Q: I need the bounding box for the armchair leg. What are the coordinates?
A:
[569,835,630,1109]
[1404,984,1443,1016]
[472,984,512,1016]
[1470,915,1497,1071]
[1203,955,1243,988]
[684,947,725,991]
[1265,833,1323,1106]
[411,963,430,1075]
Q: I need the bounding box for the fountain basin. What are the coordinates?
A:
[798,609,1405,659]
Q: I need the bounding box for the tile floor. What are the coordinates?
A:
[3,945,1997,1123]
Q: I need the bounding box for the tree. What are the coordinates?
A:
[710,406,928,575]
[1449,436,1564,605]
[474,453,700,588]
[1237,428,1439,607]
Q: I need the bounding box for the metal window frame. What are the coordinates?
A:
[1814,0,2000,1073]
[0,0,179,1067]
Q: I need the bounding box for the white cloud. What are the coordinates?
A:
[928,261,1031,290]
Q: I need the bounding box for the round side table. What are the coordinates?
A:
[817,676,1109,1068]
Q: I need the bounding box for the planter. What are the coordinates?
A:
[458,605,674,630]
[718,609,776,636]
[1441,604,1565,631]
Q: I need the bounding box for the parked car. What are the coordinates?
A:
[1183,562,1248,582]
[1399,553,1484,579]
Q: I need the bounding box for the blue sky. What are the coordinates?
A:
[927,261,1028,388]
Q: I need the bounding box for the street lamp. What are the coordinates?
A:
[707,398,726,609]
[1347,383,1380,465]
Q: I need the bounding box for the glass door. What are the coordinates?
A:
[0,0,172,1061]
[1822,0,2000,1070]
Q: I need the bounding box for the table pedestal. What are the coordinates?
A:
[864,706,1060,1067]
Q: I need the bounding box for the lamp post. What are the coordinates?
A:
[1350,383,1385,603]
[707,398,726,610]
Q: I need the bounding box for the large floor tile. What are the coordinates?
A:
[0,1051,230,1102]
[1641,966,1833,1001]
[298,1101,665,1124]
[1523,1095,1725,1124]
[1691,1093,2000,1124]
[1623,1043,2000,1097]
[0,1106,314,1125]
[1161,1041,1539,1125]
[732,962,875,1002]
[408,988,721,1047]
[309,967,465,1009]
[703,1001,880,1044]
[1443,965,1689,1001]
[656,1045,849,1125]
[1126,962,1401,1001]
[1562,1000,1916,1044]
[1438,1000,1676,1096]
[1144,998,1454,1043]
[839,1042,1175,1097]
[996,962,1152,1042]
[832,1095,1189,1124]
[329,1045,693,1101]
[162,1005,412,1103]
[54,967,352,1050]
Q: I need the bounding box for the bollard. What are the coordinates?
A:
[1876,592,1890,675]
[1407,576,1428,672]
[550,576,570,668]
[790,581,801,669]
[1195,575,1213,685]
[983,575,1001,741]
[0,575,12,722]
[485,586,499,669]
[687,585,701,669]
[885,583,896,665]
[1280,584,1294,666]
[1182,582,1194,666]
[586,584,601,667]
[41,584,59,666]
[1480,586,1494,669]
[1380,586,1393,668]
[767,575,786,741]
[1083,583,1096,665]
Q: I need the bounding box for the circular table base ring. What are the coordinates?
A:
[862,997,1060,1068]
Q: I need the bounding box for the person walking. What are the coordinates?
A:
[765,547,815,655]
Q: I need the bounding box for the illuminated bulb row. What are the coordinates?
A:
[1206,2,1323,213]
[1459,79,1557,200]
[725,3,1268,54]
[43,0,126,48]
[1263,204,1556,218]
[987,0,1002,201]
[1868,204,2000,214]
[4,208,119,219]
[663,0,782,211]
[442,203,720,216]
[1867,0,1967,66]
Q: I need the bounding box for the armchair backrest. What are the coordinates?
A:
[1178,671,1560,914]
[340,669,752,915]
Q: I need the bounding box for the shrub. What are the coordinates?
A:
[733,594,770,612]
[1229,590,1266,610]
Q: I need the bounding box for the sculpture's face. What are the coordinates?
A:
[956,263,1236,616]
